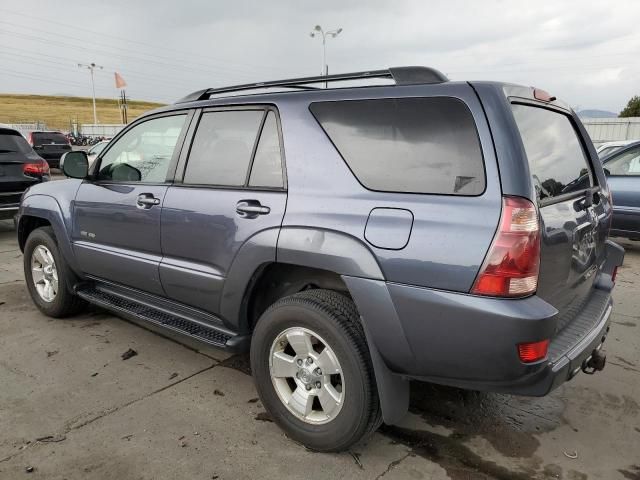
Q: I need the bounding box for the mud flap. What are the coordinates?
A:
[363,320,410,425]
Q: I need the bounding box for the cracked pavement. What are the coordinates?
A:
[0,218,638,479]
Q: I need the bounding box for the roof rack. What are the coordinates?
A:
[175,66,448,104]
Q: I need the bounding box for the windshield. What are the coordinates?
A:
[0,131,33,154]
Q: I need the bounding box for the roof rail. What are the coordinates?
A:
[175,66,448,104]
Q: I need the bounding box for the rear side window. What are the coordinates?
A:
[31,132,67,145]
[310,97,485,195]
[0,131,32,154]
[249,112,284,188]
[511,104,593,200]
[184,110,263,186]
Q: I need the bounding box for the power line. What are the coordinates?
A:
[0,8,284,74]
[0,17,280,79]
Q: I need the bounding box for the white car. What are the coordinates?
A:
[87,140,110,166]
[597,140,637,159]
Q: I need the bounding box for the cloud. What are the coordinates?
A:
[0,0,638,112]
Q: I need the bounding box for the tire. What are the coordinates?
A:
[250,289,382,452]
[23,226,86,318]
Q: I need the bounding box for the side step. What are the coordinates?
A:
[75,284,248,352]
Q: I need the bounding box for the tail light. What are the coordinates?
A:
[517,339,549,363]
[23,159,50,177]
[471,196,540,297]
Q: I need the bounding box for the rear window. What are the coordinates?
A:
[0,130,32,154]
[32,132,68,145]
[310,97,485,195]
[511,104,592,200]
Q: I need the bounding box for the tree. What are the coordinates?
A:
[620,96,640,117]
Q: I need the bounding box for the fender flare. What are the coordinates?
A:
[18,194,82,277]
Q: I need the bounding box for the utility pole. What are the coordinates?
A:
[310,25,342,87]
[78,62,104,124]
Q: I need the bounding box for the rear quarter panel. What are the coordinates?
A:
[278,83,502,292]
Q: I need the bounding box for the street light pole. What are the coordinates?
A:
[310,25,342,87]
[78,62,104,124]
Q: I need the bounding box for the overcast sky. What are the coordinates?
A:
[1,0,638,112]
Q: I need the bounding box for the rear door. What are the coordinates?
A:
[603,143,640,238]
[511,104,607,330]
[160,107,287,315]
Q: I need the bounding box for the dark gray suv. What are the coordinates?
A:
[17,67,624,452]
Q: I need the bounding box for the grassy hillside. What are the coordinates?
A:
[0,94,165,132]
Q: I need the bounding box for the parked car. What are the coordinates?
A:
[0,126,50,220]
[602,140,640,240]
[86,140,110,167]
[16,67,624,452]
[25,130,72,169]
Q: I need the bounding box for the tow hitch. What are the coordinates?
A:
[582,348,606,375]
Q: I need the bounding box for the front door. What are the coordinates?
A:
[72,113,190,295]
[160,108,287,315]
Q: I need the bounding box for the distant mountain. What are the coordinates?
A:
[577,109,618,118]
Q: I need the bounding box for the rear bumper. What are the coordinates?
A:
[346,240,625,397]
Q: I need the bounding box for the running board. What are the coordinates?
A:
[75,283,248,352]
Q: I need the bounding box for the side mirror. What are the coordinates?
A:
[61,151,89,179]
[603,168,611,176]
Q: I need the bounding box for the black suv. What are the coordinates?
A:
[17,67,624,451]
[0,126,50,220]
[26,130,71,169]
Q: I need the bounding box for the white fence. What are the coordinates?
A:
[2,122,47,137]
[581,117,640,145]
[80,124,125,137]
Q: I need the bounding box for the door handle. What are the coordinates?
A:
[137,194,160,208]
[236,200,270,217]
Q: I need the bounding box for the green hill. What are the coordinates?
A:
[0,94,165,132]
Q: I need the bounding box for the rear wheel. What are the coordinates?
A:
[23,227,86,318]
[250,289,381,452]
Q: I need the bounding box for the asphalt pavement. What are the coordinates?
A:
[0,218,638,479]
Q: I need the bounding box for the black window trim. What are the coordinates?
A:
[509,99,600,208]
[88,109,195,186]
[175,104,287,192]
[308,95,488,197]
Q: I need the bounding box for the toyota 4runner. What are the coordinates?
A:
[17,67,624,452]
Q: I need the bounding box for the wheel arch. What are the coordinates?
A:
[18,194,81,277]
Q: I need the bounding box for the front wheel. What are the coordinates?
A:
[23,226,86,318]
[250,289,381,452]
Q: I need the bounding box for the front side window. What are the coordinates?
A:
[511,104,593,200]
[310,97,485,195]
[604,146,640,176]
[97,115,186,183]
